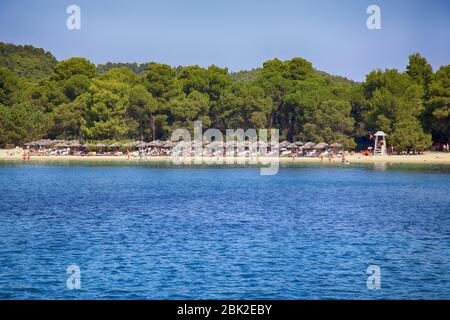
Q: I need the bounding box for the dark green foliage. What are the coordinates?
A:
[0,42,57,80]
[0,103,50,146]
[97,62,154,76]
[0,43,447,151]
[407,53,433,94]
[53,58,96,80]
[425,65,450,143]
[229,68,261,83]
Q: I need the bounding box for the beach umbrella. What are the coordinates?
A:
[148,140,163,147]
[330,143,342,147]
[36,139,52,146]
[109,142,121,148]
[55,140,70,148]
[68,140,82,148]
[209,141,224,148]
[315,142,329,149]
[46,140,61,146]
[133,142,144,148]
[163,141,175,148]
[32,139,47,146]
[24,141,37,147]
[172,141,190,148]
[132,141,144,147]
[302,142,316,149]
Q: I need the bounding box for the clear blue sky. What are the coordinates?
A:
[0,0,449,81]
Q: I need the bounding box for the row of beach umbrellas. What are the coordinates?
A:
[280,141,342,149]
[24,139,343,149]
[24,139,174,149]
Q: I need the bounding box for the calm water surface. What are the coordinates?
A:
[0,161,449,299]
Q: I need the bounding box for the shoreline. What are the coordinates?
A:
[2,150,450,165]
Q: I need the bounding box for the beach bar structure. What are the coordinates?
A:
[373,131,387,156]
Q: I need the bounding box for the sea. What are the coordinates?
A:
[0,161,449,299]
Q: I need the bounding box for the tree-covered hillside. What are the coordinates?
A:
[0,42,58,80]
[230,68,262,83]
[97,62,154,76]
[0,43,448,152]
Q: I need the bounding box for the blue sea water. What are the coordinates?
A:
[0,161,449,299]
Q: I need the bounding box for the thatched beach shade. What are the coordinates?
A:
[315,142,329,149]
[24,141,38,147]
[330,142,343,153]
[148,140,163,147]
[132,141,143,147]
[173,140,190,148]
[68,140,82,148]
[302,142,316,149]
[330,143,342,148]
[209,140,225,148]
[37,139,52,147]
[163,141,175,148]
[109,142,121,148]
[31,139,53,147]
[46,140,61,147]
[55,140,70,148]
[122,142,133,148]
[81,143,90,149]
[315,142,328,149]
[135,141,147,148]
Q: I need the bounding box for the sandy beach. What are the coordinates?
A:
[2,148,450,164]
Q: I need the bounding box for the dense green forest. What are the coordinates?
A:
[0,42,448,151]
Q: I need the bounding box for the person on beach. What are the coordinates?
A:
[22,148,30,160]
[126,147,130,160]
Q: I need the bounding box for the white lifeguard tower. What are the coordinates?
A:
[373,131,387,156]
